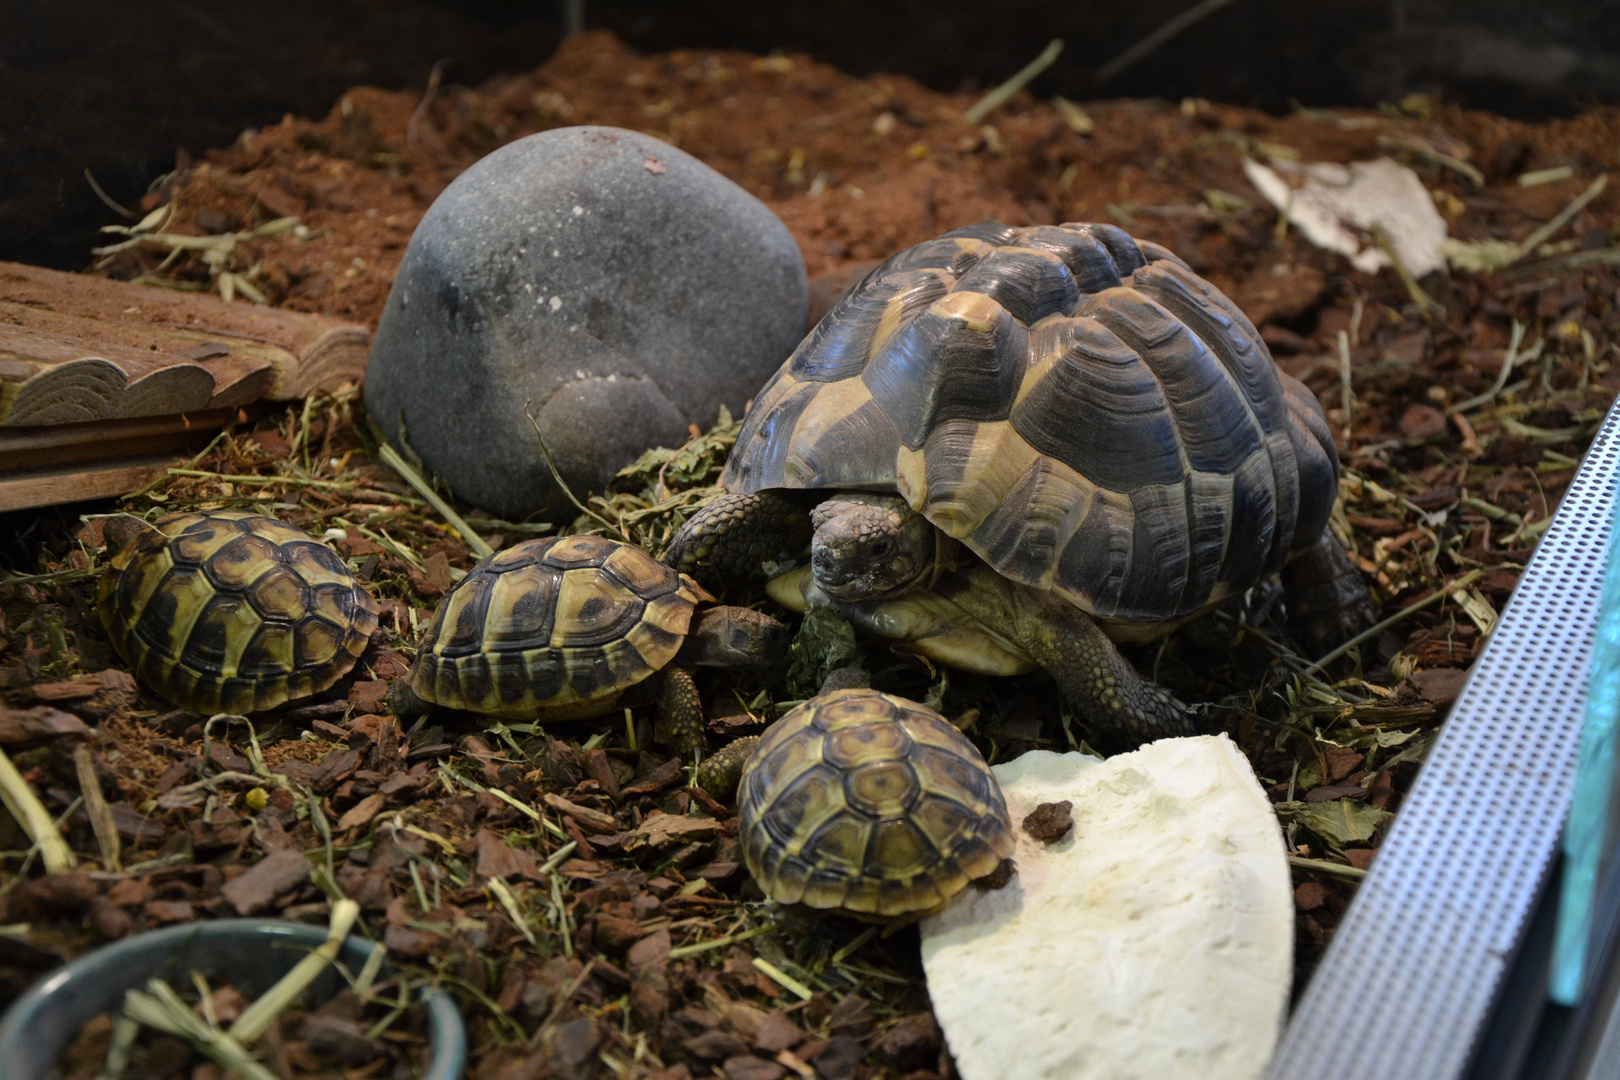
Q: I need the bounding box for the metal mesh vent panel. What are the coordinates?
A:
[1266,401,1620,1080]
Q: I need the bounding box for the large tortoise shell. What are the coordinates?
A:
[723,222,1339,626]
[738,688,1014,917]
[407,534,708,720]
[97,511,379,714]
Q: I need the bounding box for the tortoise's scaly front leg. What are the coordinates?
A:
[940,567,1194,747]
[658,668,760,799]
[654,666,706,762]
[694,735,760,800]
[663,491,812,591]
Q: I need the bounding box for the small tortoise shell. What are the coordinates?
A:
[406,534,708,720]
[738,688,1014,917]
[97,511,378,714]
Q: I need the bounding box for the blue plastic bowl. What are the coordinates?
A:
[0,919,466,1080]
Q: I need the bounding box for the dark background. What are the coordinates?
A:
[4,0,1618,271]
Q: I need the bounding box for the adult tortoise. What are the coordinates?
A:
[667,221,1373,746]
[738,688,1015,918]
[98,511,379,714]
[392,534,787,760]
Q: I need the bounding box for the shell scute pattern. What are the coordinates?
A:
[1012,316,1183,489]
[1087,288,1269,474]
[863,291,1026,451]
[407,534,704,720]
[823,718,914,767]
[98,511,378,714]
[479,565,557,647]
[1132,261,1289,431]
[739,689,1014,917]
[885,235,999,278]
[801,815,868,878]
[170,516,243,564]
[247,565,310,618]
[723,221,1339,628]
[204,533,281,589]
[552,568,646,647]
[951,246,1079,326]
[296,618,344,666]
[845,759,921,817]
[239,623,295,678]
[790,269,952,384]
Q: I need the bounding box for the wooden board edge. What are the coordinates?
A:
[0,456,181,512]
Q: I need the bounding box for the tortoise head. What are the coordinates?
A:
[809,494,938,603]
[677,605,790,670]
[100,515,161,560]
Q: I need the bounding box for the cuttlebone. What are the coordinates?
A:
[919,735,1292,1080]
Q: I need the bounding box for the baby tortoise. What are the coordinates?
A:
[668,221,1374,747]
[98,511,379,714]
[738,688,1015,919]
[392,535,787,760]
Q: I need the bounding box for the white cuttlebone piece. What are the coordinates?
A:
[920,736,1293,1080]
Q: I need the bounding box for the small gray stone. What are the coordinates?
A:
[365,125,808,520]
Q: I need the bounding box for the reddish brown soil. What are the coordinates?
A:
[100,32,1620,331]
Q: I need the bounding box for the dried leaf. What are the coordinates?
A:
[1278,799,1392,851]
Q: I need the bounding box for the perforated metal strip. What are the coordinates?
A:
[1266,399,1620,1080]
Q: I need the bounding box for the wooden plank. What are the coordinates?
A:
[0,260,370,426]
[0,409,236,472]
[0,455,182,511]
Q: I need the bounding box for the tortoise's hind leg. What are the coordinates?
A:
[1281,532,1378,660]
[942,569,1194,747]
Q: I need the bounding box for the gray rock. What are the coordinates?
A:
[364,126,808,521]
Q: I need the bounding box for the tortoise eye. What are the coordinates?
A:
[871,539,892,557]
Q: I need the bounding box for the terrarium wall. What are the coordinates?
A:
[3,0,1617,270]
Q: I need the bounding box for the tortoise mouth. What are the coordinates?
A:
[810,555,932,603]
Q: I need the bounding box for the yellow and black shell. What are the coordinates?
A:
[723,222,1341,629]
[97,511,379,714]
[406,534,709,721]
[738,689,1014,918]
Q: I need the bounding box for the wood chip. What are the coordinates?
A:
[221,847,311,915]
[1408,667,1469,707]
[475,828,542,880]
[628,927,672,989]
[1305,783,1369,803]
[542,792,619,833]
[581,747,621,800]
[723,1055,787,1080]
[348,679,389,713]
[335,792,388,831]
[0,706,89,745]
[620,756,683,797]
[310,748,361,792]
[627,812,723,850]
[311,719,350,742]
[27,675,102,702]
[108,802,166,842]
[423,550,453,594]
[753,1011,805,1053]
